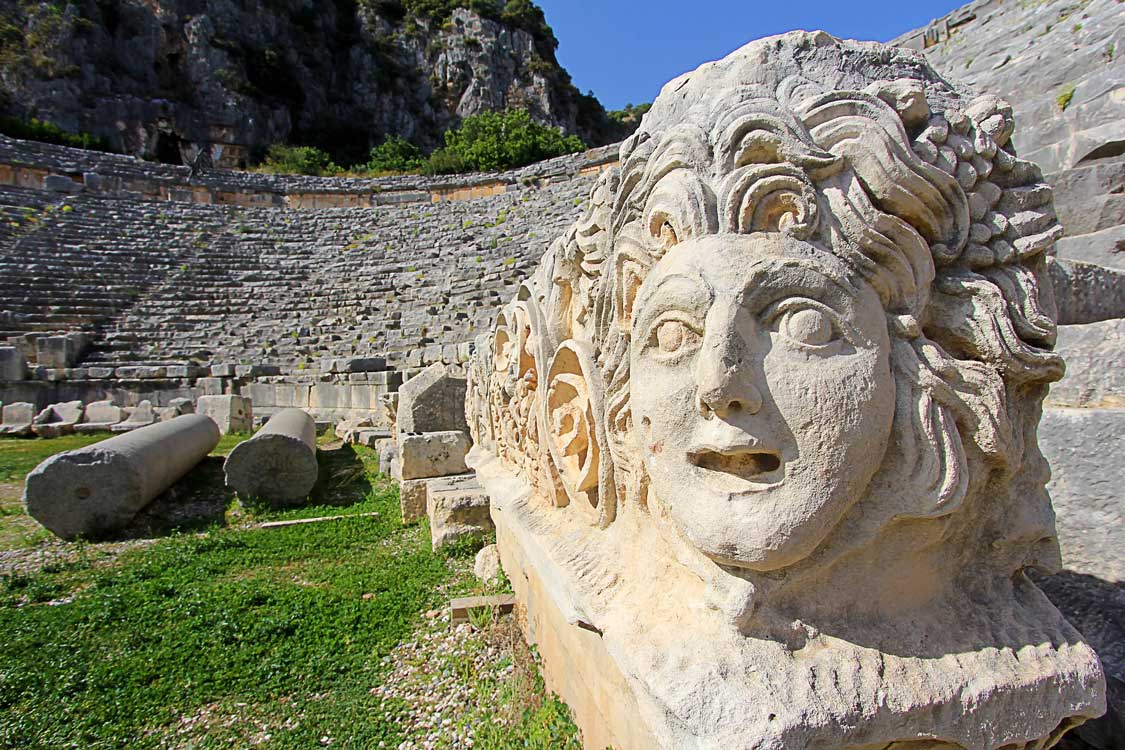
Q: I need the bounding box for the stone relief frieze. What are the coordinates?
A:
[465,31,1106,749]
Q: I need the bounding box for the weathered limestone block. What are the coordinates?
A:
[427,479,492,551]
[1049,257,1125,325]
[0,401,34,437]
[23,414,220,539]
[1039,407,1125,582]
[399,477,428,525]
[465,32,1105,749]
[0,347,27,381]
[36,335,85,369]
[74,400,125,433]
[473,543,501,582]
[196,395,252,434]
[196,377,227,396]
[378,440,399,476]
[31,401,84,438]
[111,400,157,433]
[398,430,470,480]
[224,408,318,505]
[1047,320,1125,407]
[335,414,374,443]
[396,363,468,434]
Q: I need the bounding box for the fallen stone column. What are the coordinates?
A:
[223,408,318,505]
[23,414,220,539]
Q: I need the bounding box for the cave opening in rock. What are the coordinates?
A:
[153,131,184,165]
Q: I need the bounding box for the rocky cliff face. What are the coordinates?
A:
[0,0,617,167]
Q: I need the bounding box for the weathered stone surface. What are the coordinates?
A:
[399,478,429,525]
[0,4,621,165]
[31,400,84,438]
[196,395,252,434]
[1047,320,1125,408]
[111,400,157,433]
[398,430,470,480]
[1050,257,1125,325]
[378,440,399,477]
[0,347,27,382]
[224,408,318,505]
[466,32,1104,749]
[1054,224,1125,272]
[0,401,34,436]
[396,363,468,435]
[23,414,220,539]
[74,399,125,433]
[473,543,501,582]
[896,0,1125,175]
[427,482,492,551]
[1039,407,1125,582]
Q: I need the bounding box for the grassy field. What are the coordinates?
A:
[0,435,582,750]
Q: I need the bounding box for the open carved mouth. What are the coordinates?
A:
[687,447,783,489]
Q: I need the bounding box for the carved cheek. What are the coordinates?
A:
[632,356,701,457]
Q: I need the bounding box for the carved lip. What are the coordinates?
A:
[686,443,784,491]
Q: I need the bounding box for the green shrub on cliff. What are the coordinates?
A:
[259,144,342,176]
[365,136,425,173]
[0,116,112,152]
[428,108,584,173]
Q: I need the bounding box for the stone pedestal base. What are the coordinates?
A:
[492,486,658,750]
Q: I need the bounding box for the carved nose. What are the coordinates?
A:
[696,358,764,419]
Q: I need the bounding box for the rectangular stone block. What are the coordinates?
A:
[427,484,492,551]
[340,357,387,373]
[196,395,253,434]
[87,367,114,379]
[36,336,82,369]
[400,478,429,525]
[369,370,403,387]
[0,347,27,381]
[398,431,471,480]
[449,594,515,624]
[196,377,226,396]
[210,364,236,377]
[166,365,200,379]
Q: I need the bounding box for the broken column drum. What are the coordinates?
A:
[223,408,317,504]
[24,414,220,539]
[464,31,1106,750]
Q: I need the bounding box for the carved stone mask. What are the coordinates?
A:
[629,233,894,570]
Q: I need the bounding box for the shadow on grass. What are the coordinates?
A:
[111,455,236,540]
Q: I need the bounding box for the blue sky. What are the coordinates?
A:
[536,0,968,110]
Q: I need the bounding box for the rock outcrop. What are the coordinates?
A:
[0,0,621,166]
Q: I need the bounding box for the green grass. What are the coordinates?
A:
[0,445,454,749]
[0,436,585,750]
[0,435,110,483]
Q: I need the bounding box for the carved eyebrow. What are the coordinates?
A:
[737,260,858,312]
[633,272,711,329]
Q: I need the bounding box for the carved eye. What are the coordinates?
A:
[767,301,843,351]
[646,316,703,360]
[782,308,834,346]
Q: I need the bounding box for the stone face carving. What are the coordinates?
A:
[465,31,1106,750]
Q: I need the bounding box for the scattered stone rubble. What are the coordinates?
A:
[386,364,493,551]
